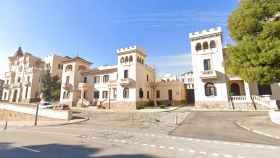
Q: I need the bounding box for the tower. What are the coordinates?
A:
[116,46,154,109]
[189,27,229,108]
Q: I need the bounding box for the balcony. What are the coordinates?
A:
[11,83,22,88]
[200,70,217,79]
[78,83,91,91]
[3,84,9,89]
[62,83,73,91]
[5,71,15,78]
[119,78,134,86]
[23,81,31,86]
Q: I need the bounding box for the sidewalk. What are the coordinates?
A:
[236,116,280,140]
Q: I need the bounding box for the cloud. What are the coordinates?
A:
[113,10,229,28]
[147,53,192,75]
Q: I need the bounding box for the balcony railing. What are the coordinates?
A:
[200,70,217,79]
[78,83,91,90]
[120,78,134,86]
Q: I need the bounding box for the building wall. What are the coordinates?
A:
[190,27,229,108]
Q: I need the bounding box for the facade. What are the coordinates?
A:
[189,27,280,109]
[59,46,186,109]
[1,47,65,103]
[0,79,4,100]
[180,71,194,89]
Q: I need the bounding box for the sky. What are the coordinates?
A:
[0,0,238,79]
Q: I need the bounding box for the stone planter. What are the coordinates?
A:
[269,110,280,125]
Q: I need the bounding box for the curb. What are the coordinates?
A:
[1,117,89,130]
[235,121,280,140]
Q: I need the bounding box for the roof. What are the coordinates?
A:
[82,67,117,75]
[62,56,92,65]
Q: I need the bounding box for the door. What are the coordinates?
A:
[168,89,172,101]
[230,83,241,96]
[12,90,18,102]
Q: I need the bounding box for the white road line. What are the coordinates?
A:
[17,146,40,153]
[168,146,175,150]
[178,148,185,152]
[223,154,233,158]
[159,145,166,149]
[189,149,196,153]
[199,151,207,155]
[212,153,219,157]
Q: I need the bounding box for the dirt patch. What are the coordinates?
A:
[0,109,55,121]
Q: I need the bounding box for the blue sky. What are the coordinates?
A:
[0,0,238,78]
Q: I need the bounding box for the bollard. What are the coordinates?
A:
[4,121,7,130]
[175,115,178,125]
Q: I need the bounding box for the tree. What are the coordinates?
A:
[40,71,61,102]
[226,0,280,85]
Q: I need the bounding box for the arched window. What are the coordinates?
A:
[210,40,216,49]
[203,42,209,50]
[129,55,133,62]
[125,56,129,63]
[205,82,216,96]
[65,65,73,72]
[195,43,202,51]
[123,88,129,98]
[120,57,124,63]
[139,88,143,98]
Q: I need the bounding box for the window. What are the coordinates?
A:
[129,55,133,62]
[123,88,129,98]
[25,87,28,99]
[113,88,117,99]
[120,57,124,63]
[94,91,100,99]
[27,76,30,82]
[195,43,202,51]
[17,77,21,83]
[139,88,144,98]
[94,76,100,83]
[63,91,70,99]
[6,80,9,84]
[210,40,216,48]
[66,76,70,84]
[205,82,217,96]
[203,41,209,49]
[258,84,272,95]
[65,65,73,72]
[124,70,128,79]
[4,92,7,100]
[125,56,129,63]
[103,75,109,83]
[147,91,150,99]
[83,77,87,83]
[102,91,108,99]
[146,75,149,82]
[156,90,160,98]
[203,59,211,71]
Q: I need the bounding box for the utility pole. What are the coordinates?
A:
[34,103,39,126]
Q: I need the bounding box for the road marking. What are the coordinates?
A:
[178,148,185,152]
[17,146,40,153]
[168,146,175,150]
[223,154,232,158]
[150,144,156,148]
[159,145,166,149]
[189,149,196,153]
[199,151,207,155]
[212,153,219,157]
[39,126,279,150]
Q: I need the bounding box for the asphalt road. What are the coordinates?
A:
[171,111,280,146]
[0,110,280,158]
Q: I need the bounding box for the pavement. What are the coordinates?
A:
[236,115,280,140]
[1,108,280,157]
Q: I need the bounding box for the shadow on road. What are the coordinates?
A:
[0,142,158,158]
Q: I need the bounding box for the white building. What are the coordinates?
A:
[180,71,194,89]
[2,47,65,103]
[189,27,280,109]
[60,46,186,109]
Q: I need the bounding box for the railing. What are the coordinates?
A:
[230,95,278,109]
[200,70,217,79]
